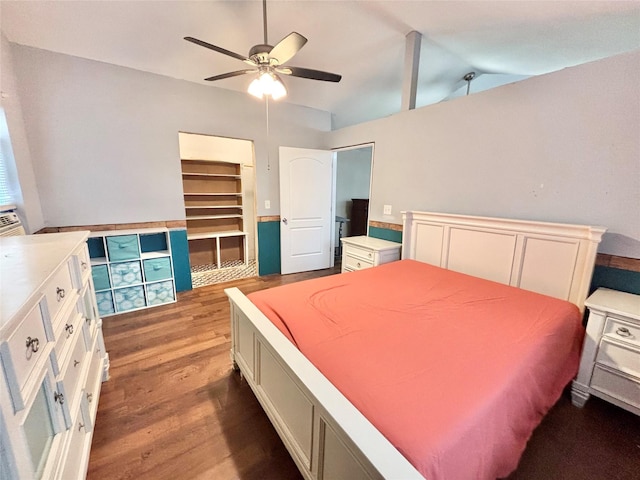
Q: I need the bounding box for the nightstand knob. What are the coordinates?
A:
[616,327,632,338]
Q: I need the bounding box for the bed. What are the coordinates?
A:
[225,211,605,479]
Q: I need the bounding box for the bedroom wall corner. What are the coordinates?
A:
[257,219,281,276]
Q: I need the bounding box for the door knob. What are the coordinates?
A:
[282,218,288,225]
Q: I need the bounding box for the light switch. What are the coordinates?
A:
[383,205,392,215]
[265,200,271,209]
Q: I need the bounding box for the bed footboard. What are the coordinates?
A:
[225,287,422,480]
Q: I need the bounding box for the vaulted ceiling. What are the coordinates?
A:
[2,1,639,129]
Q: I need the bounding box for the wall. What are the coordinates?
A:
[329,50,640,260]
[7,44,331,230]
[0,34,44,232]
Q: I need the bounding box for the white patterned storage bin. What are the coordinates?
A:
[110,261,142,287]
[114,285,146,312]
[146,281,175,306]
[96,290,115,316]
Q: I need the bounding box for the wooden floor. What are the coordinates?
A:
[88,269,640,480]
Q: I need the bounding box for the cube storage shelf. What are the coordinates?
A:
[87,228,176,317]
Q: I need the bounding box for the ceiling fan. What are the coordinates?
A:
[184,0,342,100]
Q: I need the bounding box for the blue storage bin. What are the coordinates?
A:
[95,291,115,316]
[106,235,139,261]
[110,261,142,287]
[92,264,111,291]
[146,280,175,306]
[143,257,172,282]
[114,285,146,312]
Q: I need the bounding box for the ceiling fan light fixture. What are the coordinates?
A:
[248,71,287,100]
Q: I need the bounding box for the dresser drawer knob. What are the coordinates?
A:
[86,392,93,403]
[54,392,65,405]
[65,324,74,335]
[616,327,632,338]
[25,337,40,354]
[368,252,372,258]
[56,287,66,301]
[78,422,85,432]
[356,262,361,268]
[81,261,88,270]
[74,359,80,368]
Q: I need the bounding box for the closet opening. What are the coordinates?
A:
[178,132,257,287]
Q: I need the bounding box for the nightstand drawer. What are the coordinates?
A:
[591,365,640,409]
[344,254,374,271]
[603,317,640,348]
[344,244,375,262]
[596,338,640,378]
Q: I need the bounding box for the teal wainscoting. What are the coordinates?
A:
[369,226,402,243]
[169,229,192,292]
[258,221,281,276]
[590,265,640,295]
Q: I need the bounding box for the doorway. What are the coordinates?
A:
[333,145,374,262]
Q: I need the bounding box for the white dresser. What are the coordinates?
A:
[0,232,109,479]
[340,236,401,273]
[571,288,640,415]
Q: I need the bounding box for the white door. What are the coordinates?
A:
[280,147,334,275]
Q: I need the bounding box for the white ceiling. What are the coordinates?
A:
[2,1,639,129]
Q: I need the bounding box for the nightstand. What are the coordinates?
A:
[340,236,401,273]
[571,288,640,415]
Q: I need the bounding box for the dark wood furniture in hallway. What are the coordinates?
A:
[87,269,639,480]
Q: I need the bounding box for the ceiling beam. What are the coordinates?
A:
[401,31,422,111]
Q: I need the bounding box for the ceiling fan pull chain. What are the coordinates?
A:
[263,0,268,45]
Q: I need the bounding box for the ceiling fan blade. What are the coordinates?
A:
[184,36,253,64]
[204,70,257,82]
[268,32,307,65]
[278,66,342,83]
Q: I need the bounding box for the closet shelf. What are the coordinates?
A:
[185,205,243,210]
[187,230,247,241]
[182,172,241,179]
[186,215,243,220]
[183,192,243,196]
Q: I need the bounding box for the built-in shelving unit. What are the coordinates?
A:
[181,159,248,269]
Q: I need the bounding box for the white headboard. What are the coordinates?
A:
[402,211,606,312]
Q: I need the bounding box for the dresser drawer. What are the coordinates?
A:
[74,244,91,285]
[44,259,75,323]
[143,257,172,282]
[58,406,91,480]
[344,244,375,262]
[343,254,374,271]
[60,328,89,413]
[52,304,83,377]
[1,300,50,407]
[106,235,139,262]
[596,338,640,378]
[590,365,640,409]
[109,260,142,287]
[603,316,640,348]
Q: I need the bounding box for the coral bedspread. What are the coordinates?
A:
[248,259,583,479]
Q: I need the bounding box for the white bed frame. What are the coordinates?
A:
[225,211,605,480]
